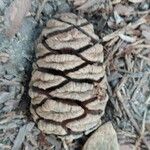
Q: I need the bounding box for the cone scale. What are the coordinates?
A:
[29,13,108,140]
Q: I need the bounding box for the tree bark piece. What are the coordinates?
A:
[82,122,119,150]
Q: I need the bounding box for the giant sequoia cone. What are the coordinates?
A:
[29,13,108,140]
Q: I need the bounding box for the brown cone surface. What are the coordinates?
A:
[29,13,108,139]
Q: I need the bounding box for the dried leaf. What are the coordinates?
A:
[4,0,31,37]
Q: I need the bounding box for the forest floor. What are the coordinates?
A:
[0,0,149,149]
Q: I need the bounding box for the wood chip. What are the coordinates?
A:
[103,14,148,42]
[111,0,121,4]
[0,92,11,104]
[119,34,137,43]
[114,4,134,16]
[120,144,135,150]
[68,0,110,12]
[4,0,31,37]
[82,122,119,150]
[114,11,124,24]
[0,143,11,149]
[128,0,143,3]
[0,52,9,63]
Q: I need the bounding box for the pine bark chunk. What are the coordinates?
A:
[82,122,119,150]
[29,13,108,140]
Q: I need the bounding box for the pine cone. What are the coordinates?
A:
[29,13,108,140]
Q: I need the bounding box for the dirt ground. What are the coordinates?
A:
[0,0,149,149]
